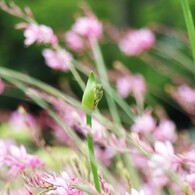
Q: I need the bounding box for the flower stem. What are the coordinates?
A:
[86,113,101,194]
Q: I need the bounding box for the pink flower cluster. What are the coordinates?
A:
[24,23,58,46]
[119,28,155,56]
[42,48,73,71]
[65,14,102,52]
[25,171,84,195]
[131,112,177,143]
[0,140,44,177]
[116,73,147,102]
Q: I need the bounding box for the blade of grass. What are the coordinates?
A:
[180,0,195,63]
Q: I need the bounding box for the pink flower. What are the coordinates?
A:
[177,85,195,103]
[153,120,177,143]
[132,74,147,100]
[65,31,84,52]
[116,74,147,100]
[148,141,175,178]
[9,110,39,132]
[131,112,156,134]
[0,142,44,177]
[40,171,84,195]
[116,75,133,98]
[0,79,5,94]
[184,173,195,191]
[24,24,58,46]
[72,16,102,39]
[95,145,115,167]
[42,48,72,71]
[119,28,155,56]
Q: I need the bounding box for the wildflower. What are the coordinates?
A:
[116,75,133,98]
[116,74,147,100]
[0,141,43,177]
[0,78,5,94]
[42,48,72,71]
[132,74,147,101]
[65,31,84,52]
[72,16,102,39]
[119,28,155,56]
[24,24,57,46]
[131,112,156,134]
[184,173,195,191]
[153,120,177,143]
[148,141,175,178]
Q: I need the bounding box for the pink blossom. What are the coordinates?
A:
[132,74,147,100]
[153,120,177,143]
[0,78,5,94]
[40,171,84,195]
[116,74,147,100]
[0,142,43,177]
[119,28,155,56]
[65,31,84,51]
[24,24,57,46]
[177,85,195,103]
[116,75,133,98]
[42,48,72,71]
[95,145,115,167]
[9,110,39,132]
[131,112,156,134]
[72,16,102,39]
[148,141,175,186]
[184,173,195,191]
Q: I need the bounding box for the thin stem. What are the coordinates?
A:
[180,0,195,63]
[86,113,101,194]
[70,65,85,91]
[90,37,122,137]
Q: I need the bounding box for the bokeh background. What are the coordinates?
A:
[0,0,194,131]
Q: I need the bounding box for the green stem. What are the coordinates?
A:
[180,0,195,63]
[90,37,122,137]
[86,113,101,194]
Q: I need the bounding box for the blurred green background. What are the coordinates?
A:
[0,0,194,128]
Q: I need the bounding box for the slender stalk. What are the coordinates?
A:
[86,113,101,194]
[180,0,195,63]
[90,37,122,137]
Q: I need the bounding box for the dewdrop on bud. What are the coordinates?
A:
[82,72,103,111]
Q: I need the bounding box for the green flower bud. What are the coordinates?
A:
[82,72,103,111]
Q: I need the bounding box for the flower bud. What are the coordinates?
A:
[82,72,103,111]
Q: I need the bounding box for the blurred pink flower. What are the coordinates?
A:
[65,31,84,52]
[116,75,133,98]
[24,24,57,46]
[9,110,39,132]
[42,48,72,71]
[0,78,5,94]
[116,74,147,100]
[41,171,84,195]
[132,74,147,101]
[177,85,195,103]
[184,173,195,191]
[72,16,102,39]
[148,141,176,186]
[2,143,43,177]
[95,145,115,167]
[153,120,177,143]
[119,28,155,56]
[131,112,156,134]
